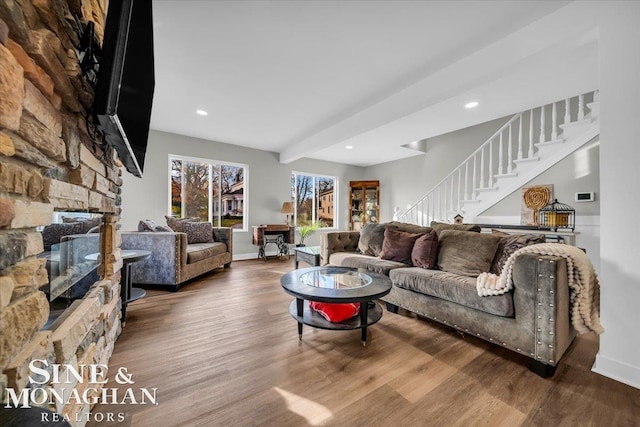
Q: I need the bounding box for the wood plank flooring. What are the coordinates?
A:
[89,258,640,427]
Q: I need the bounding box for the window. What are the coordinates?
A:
[170,155,247,231]
[291,172,336,228]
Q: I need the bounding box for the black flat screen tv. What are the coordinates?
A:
[93,0,154,178]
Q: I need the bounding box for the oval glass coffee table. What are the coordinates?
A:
[280,266,392,346]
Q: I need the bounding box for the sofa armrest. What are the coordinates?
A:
[320,231,360,266]
[512,253,574,365]
[121,231,186,285]
[212,227,233,255]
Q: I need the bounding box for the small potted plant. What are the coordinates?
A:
[297,220,324,246]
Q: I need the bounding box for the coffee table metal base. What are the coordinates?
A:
[289,299,383,346]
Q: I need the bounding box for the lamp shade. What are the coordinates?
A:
[280,202,294,214]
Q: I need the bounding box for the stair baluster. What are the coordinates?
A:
[517,115,524,160]
[528,109,534,158]
[551,102,558,140]
[507,122,513,173]
[539,104,546,143]
[398,91,597,224]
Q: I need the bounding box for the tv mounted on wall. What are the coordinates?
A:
[93,0,155,178]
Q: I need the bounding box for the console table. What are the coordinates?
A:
[85,249,151,323]
[478,225,579,246]
[252,224,295,260]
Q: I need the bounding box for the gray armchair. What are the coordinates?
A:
[121,227,233,291]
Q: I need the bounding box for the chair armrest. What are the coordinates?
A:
[121,231,187,285]
[212,227,233,255]
[512,253,574,365]
[320,231,360,266]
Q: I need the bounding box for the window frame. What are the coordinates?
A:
[291,171,337,229]
[168,154,249,232]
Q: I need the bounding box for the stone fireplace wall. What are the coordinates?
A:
[0,1,125,425]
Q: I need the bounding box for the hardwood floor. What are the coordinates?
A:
[89,258,640,426]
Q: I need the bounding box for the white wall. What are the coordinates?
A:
[120,130,363,257]
[480,139,601,272]
[592,1,640,389]
[364,116,510,222]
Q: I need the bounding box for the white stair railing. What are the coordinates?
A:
[399,91,596,225]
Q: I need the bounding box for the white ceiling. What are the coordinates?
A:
[150,0,598,167]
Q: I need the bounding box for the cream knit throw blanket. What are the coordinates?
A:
[476,243,604,335]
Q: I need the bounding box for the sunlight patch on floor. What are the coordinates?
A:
[273,387,333,425]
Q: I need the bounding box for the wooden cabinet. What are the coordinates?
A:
[349,180,380,231]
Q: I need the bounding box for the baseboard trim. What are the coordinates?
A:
[233,252,259,261]
[593,353,640,390]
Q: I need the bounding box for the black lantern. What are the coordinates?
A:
[538,199,575,231]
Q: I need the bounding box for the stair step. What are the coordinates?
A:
[535,138,564,149]
[460,199,481,204]
[494,172,518,180]
[513,156,540,165]
[475,186,499,193]
[560,118,592,138]
[587,101,600,119]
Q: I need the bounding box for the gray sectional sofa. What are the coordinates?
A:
[121,227,233,291]
[321,221,576,377]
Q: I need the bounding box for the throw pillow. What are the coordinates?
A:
[41,222,84,251]
[62,216,102,233]
[411,230,439,269]
[183,221,213,244]
[379,228,422,265]
[437,230,502,277]
[430,221,481,236]
[310,301,360,323]
[165,216,199,232]
[357,223,386,256]
[138,219,159,232]
[490,231,546,275]
[386,221,433,235]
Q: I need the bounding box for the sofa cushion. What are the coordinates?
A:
[437,230,501,277]
[430,221,481,236]
[380,228,421,265]
[329,252,406,276]
[183,221,214,244]
[357,223,386,256]
[490,231,546,275]
[411,230,439,269]
[186,242,228,264]
[390,267,514,317]
[386,221,433,235]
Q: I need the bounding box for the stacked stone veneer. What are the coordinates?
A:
[0,1,125,425]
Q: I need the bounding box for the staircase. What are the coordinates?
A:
[399,91,600,225]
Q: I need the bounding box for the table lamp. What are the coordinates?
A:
[280,202,294,225]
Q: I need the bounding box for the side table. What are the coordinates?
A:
[294,246,321,269]
[85,249,151,324]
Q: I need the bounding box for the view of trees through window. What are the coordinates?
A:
[291,172,336,227]
[170,156,246,230]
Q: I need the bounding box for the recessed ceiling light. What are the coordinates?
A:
[464,101,479,109]
[345,145,353,149]
[196,109,208,116]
